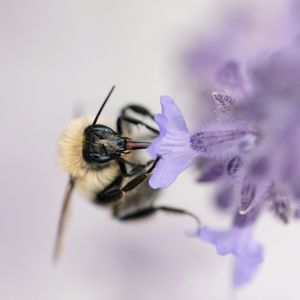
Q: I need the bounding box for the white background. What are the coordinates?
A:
[1,0,299,299]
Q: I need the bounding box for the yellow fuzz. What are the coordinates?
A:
[59,116,92,178]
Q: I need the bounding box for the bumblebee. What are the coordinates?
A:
[54,86,200,260]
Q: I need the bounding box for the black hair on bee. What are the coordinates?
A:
[54,86,200,261]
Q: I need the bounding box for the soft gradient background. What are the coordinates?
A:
[1,0,300,299]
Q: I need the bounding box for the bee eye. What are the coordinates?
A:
[117,140,125,148]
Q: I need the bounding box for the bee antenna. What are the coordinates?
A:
[92,85,116,126]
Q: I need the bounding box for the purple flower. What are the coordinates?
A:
[199,226,262,265]
[148,95,258,189]
[148,96,196,188]
[197,208,263,286]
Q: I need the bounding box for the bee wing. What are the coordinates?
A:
[53,177,75,262]
[113,179,160,220]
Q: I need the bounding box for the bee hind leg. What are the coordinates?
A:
[114,202,201,228]
[154,206,201,228]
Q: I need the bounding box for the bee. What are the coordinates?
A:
[54,86,200,260]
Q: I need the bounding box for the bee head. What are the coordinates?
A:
[59,87,118,177]
[59,86,149,177]
[83,125,126,164]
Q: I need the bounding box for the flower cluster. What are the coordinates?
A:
[148,16,300,286]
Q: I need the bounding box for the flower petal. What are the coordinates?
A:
[233,257,261,287]
[148,96,196,188]
[198,226,263,265]
[199,227,235,255]
[153,113,167,136]
[149,154,193,188]
[160,96,189,133]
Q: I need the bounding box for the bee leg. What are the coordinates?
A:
[114,204,201,228]
[117,115,159,135]
[98,158,158,206]
[154,206,201,228]
[120,158,159,193]
[117,105,157,134]
[121,105,155,119]
[114,206,157,220]
[94,176,124,205]
[118,158,154,177]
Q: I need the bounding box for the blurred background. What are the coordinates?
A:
[1,0,300,299]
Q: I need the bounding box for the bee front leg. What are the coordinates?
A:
[120,158,159,192]
[96,159,158,206]
[118,158,154,177]
[94,176,123,205]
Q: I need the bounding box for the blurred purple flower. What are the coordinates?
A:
[233,255,261,287]
[150,35,300,222]
[148,0,300,288]
[197,208,262,286]
[199,226,262,265]
[199,226,262,287]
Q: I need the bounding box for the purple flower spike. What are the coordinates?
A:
[148,96,197,188]
[179,0,300,288]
